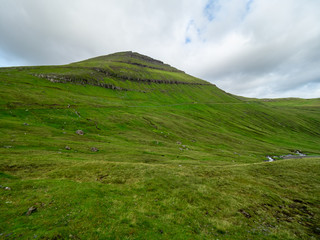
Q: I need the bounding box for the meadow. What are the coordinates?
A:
[1,52,319,239]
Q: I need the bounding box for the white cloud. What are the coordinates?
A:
[0,0,319,98]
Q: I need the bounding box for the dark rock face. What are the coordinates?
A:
[127,51,164,65]
[108,51,183,72]
[33,64,211,94]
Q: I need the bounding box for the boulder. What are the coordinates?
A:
[76,130,84,135]
[91,147,99,152]
[26,206,37,216]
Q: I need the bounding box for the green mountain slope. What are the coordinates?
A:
[0,52,319,239]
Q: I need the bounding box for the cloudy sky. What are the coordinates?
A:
[1,0,320,98]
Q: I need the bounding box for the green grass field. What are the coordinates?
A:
[1,52,319,239]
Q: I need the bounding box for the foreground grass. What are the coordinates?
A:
[1,155,319,239]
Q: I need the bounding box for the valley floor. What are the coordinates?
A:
[1,150,319,239]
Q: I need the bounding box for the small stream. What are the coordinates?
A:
[265,151,316,162]
[266,156,274,162]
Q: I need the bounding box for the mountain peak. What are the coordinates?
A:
[72,51,183,73]
[108,51,165,65]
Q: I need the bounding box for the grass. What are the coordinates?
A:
[0,52,319,239]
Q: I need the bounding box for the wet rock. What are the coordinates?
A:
[75,130,84,135]
[65,146,71,150]
[295,150,306,156]
[26,206,37,216]
[266,156,274,162]
[91,147,99,152]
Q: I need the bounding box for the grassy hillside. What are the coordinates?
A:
[0,52,319,239]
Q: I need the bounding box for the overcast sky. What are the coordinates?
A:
[1,0,320,98]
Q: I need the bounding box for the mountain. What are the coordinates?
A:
[0,52,319,239]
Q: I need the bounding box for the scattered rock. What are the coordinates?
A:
[293,199,304,204]
[239,209,251,218]
[26,206,37,216]
[96,174,108,181]
[3,146,12,149]
[75,111,81,117]
[176,141,182,145]
[1,185,11,190]
[65,146,71,150]
[91,147,99,152]
[75,130,84,135]
[23,123,29,126]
